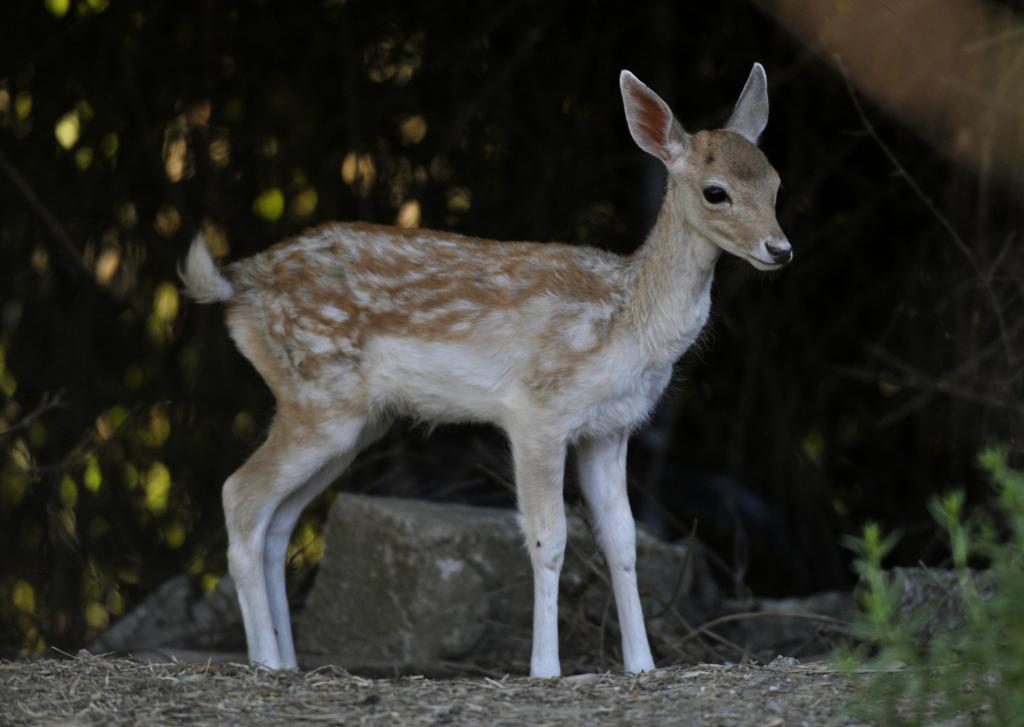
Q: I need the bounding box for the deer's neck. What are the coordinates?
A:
[623,177,720,363]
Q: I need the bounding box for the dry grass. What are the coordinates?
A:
[0,653,867,726]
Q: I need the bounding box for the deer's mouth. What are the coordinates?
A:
[744,253,790,271]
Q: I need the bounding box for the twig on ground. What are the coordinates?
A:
[672,609,852,653]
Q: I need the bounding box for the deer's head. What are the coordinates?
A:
[620,64,791,270]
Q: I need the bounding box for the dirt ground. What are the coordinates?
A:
[0,653,868,726]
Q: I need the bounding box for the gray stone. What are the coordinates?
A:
[296,494,717,673]
[890,566,996,639]
[92,573,244,654]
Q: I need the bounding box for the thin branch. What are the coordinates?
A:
[672,610,851,651]
[835,55,1013,364]
[834,360,1021,415]
[0,392,66,439]
[0,148,91,281]
[27,402,145,477]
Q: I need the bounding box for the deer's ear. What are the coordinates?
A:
[726,63,769,144]
[620,70,690,163]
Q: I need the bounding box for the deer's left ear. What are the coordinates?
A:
[726,63,769,144]
[620,70,690,164]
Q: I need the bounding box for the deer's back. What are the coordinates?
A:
[222,223,635,423]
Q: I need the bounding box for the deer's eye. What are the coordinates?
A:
[702,185,730,205]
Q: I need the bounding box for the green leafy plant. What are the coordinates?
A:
[841,448,1024,725]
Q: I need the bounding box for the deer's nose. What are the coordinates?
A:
[765,240,792,265]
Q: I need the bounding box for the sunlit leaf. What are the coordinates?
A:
[97,405,129,439]
[84,601,108,630]
[74,100,94,122]
[101,132,119,159]
[11,580,35,613]
[82,567,101,599]
[20,625,45,656]
[164,521,186,548]
[0,474,27,506]
[9,438,30,471]
[58,507,77,540]
[201,573,220,593]
[399,114,428,144]
[430,155,453,182]
[288,521,324,566]
[116,202,137,228]
[291,187,318,218]
[144,462,171,514]
[44,0,69,18]
[801,429,825,465]
[94,246,121,286]
[253,187,285,221]
[30,247,48,274]
[340,152,376,196]
[153,206,182,238]
[153,282,179,323]
[14,93,32,121]
[202,223,229,257]
[447,186,472,212]
[397,199,420,228]
[140,404,171,448]
[208,134,230,167]
[106,590,124,616]
[340,152,358,184]
[84,457,102,492]
[59,474,78,508]
[54,110,80,150]
[74,146,93,170]
[122,463,139,490]
[116,566,140,584]
[28,420,46,447]
[163,135,187,182]
[188,100,211,127]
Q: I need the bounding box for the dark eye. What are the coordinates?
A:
[702,185,730,204]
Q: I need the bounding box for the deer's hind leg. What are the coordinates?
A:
[223,410,374,669]
[262,418,390,667]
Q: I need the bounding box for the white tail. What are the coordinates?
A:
[180,233,234,303]
[181,63,789,677]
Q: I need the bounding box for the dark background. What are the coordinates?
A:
[0,0,1021,655]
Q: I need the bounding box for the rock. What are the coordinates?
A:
[767,655,801,670]
[296,494,718,673]
[889,566,996,638]
[92,573,244,654]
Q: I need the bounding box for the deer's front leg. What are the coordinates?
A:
[575,431,655,673]
[509,428,568,678]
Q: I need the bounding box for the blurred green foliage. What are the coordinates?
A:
[0,0,1020,655]
[842,449,1024,724]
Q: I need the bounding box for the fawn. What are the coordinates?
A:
[181,63,790,678]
